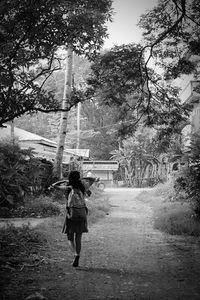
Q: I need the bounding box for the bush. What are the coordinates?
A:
[174,134,200,216]
[154,201,200,236]
[0,140,33,207]
[153,178,176,201]
[51,189,65,204]
[135,181,200,236]
[0,139,54,208]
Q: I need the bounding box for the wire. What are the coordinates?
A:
[65,119,138,135]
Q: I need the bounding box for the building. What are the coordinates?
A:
[167,80,200,175]
[179,80,200,154]
[0,124,90,163]
[180,80,200,133]
[82,160,119,185]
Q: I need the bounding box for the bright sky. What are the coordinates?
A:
[104,0,158,49]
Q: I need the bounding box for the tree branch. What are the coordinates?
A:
[139,0,186,105]
[0,106,74,127]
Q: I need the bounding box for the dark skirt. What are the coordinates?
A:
[62,214,88,235]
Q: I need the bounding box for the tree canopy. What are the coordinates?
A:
[85,44,190,138]
[0,0,113,126]
[138,0,200,80]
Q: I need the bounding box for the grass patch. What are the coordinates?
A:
[0,224,50,299]
[85,187,110,225]
[0,188,110,271]
[0,224,48,269]
[0,187,110,299]
[154,202,200,236]
[0,186,110,225]
[136,181,200,237]
[1,195,62,218]
[50,186,111,225]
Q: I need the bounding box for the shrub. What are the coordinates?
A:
[135,182,200,236]
[51,189,65,204]
[174,134,200,216]
[0,139,54,208]
[0,140,33,207]
[153,178,175,201]
[24,157,53,195]
[154,201,200,236]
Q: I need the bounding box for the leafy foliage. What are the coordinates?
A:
[174,134,200,216]
[138,0,200,80]
[87,44,143,103]
[86,44,143,128]
[0,0,113,126]
[110,127,160,186]
[0,140,54,207]
[80,100,120,158]
[24,157,53,195]
[13,55,92,140]
[0,140,33,206]
[85,44,190,138]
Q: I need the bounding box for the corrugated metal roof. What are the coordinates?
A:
[65,148,90,158]
[0,124,56,147]
[0,124,90,159]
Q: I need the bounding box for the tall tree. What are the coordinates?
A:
[85,44,189,138]
[110,127,160,186]
[80,100,120,159]
[52,0,113,178]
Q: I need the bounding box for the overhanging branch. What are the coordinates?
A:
[139,0,186,102]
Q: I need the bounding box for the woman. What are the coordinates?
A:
[52,171,90,267]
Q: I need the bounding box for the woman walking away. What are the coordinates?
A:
[51,171,90,267]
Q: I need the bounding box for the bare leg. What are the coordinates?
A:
[72,233,82,267]
[68,233,75,254]
[75,233,82,256]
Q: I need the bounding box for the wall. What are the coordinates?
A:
[93,170,113,181]
[192,102,200,133]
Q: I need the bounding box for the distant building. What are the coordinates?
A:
[0,124,90,163]
[181,80,200,133]
[82,160,119,185]
[180,80,200,151]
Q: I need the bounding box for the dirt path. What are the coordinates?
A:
[4,188,200,299]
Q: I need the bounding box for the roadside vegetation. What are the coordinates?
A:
[4,195,61,218]
[0,138,110,288]
[136,176,200,237]
[0,185,110,297]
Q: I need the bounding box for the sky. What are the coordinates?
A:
[104,0,158,49]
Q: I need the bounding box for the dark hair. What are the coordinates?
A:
[68,171,85,194]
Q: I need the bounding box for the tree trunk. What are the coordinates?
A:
[76,102,81,149]
[53,45,73,179]
[10,120,15,144]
